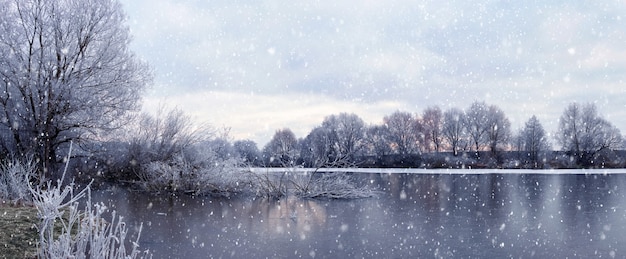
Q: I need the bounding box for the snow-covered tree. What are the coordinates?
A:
[300,126,333,167]
[233,140,261,165]
[364,124,393,158]
[383,111,421,155]
[321,113,366,162]
[128,107,208,168]
[263,128,299,166]
[556,102,623,166]
[422,106,444,152]
[0,0,150,175]
[464,101,490,152]
[517,115,550,167]
[485,104,511,154]
[442,108,466,156]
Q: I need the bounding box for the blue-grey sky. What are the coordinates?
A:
[120,0,626,146]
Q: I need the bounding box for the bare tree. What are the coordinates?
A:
[206,137,235,160]
[384,111,421,155]
[442,108,466,156]
[518,115,550,167]
[321,113,366,162]
[263,128,299,166]
[300,126,333,167]
[0,0,151,175]
[234,140,261,165]
[556,102,623,166]
[465,101,490,152]
[128,106,211,174]
[364,124,393,158]
[485,104,511,155]
[422,106,444,152]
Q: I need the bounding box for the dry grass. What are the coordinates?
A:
[0,205,38,258]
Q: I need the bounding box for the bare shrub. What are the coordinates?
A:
[0,156,37,203]
[249,164,377,200]
[251,170,288,199]
[291,156,377,200]
[30,181,148,258]
[138,146,250,196]
[291,171,376,199]
[126,107,251,196]
[29,142,149,258]
[127,107,211,177]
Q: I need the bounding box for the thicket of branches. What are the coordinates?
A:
[29,179,148,258]
[120,106,250,196]
[0,156,37,204]
[291,171,376,199]
[251,167,377,200]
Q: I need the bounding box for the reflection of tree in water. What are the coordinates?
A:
[517,174,549,220]
[123,193,207,253]
[249,197,327,239]
[443,174,513,221]
[559,174,619,228]
[86,172,626,258]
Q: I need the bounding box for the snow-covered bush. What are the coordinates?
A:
[291,171,376,199]
[137,145,250,196]
[289,152,377,199]
[29,180,148,258]
[249,166,377,199]
[28,142,149,258]
[0,156,37,204]
[252,170,288,199]
[126,107,211,179]
[125,107,254,196]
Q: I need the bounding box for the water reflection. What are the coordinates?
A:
[93,172,626,258]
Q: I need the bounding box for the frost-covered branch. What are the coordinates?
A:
[30,181,148,258]
[250,169,288,199]
[291,172,376,199]
[28,141,149,258]
[137,149,250,196]
[0,156,37,204]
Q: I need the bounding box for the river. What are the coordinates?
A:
[91,169,626,258]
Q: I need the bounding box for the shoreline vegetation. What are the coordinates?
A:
[2,151,625,258]
[1,149,149,258]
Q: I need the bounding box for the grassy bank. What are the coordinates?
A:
[0,205,38,258]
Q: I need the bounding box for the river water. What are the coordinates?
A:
[92,170,626,258]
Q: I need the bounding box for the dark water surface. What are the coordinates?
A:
[92,172,626,258]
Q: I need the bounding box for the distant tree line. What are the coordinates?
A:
[232,101,624,169]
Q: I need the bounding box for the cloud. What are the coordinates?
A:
[123,0,626,146]
[142,89,411,145]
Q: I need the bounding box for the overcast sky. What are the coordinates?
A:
[120,0,626,146]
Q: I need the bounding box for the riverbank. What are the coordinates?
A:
[0,204,38,258]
